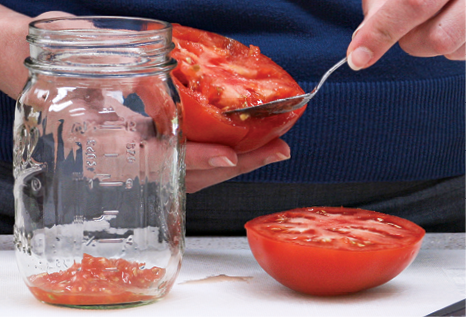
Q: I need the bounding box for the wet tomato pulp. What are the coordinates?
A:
[170,24,306,153]
[245,207,425,296]
[27,254,165,306]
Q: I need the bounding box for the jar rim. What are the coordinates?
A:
[29,15,172,36]
[26,16,177,76]
[28,16,173,49]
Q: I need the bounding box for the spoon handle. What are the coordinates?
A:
[310,57,347,97]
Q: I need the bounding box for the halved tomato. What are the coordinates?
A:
[170,24,306,153]
[245,207,425,296]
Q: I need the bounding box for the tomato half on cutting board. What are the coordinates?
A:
[245,207,425,296]
[170,24,306,153]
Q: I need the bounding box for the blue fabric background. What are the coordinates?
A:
[0,0,464,183]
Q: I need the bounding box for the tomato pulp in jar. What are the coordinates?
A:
[27,254,167,306]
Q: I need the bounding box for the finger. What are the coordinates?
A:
[185,142,238,170]
[0,6,32,98]
[445,43,465,60]
[185,138,290,193]
[361,0,388,19]
[352,0,388,39]
[399,0,465,58]
[33,11,75,20]
[348,0,450,70]
[0,9,76,99]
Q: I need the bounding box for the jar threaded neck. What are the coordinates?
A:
[26,16,176,77]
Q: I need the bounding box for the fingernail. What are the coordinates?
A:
[209,156,236,167]
[352,22,365,39]
[264,153,290,165]
[348,46,373,71]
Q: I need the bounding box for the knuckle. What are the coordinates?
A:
[404,0,431,14]
[444,46,466,60]
[371,22,395,44]
[368,10,400,45]
[428,24,462,55]
[398,38,419,56]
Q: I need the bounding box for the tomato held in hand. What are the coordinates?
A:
[245,207,425,296]
[170,24,306,153]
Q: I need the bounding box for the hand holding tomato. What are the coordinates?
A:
[140,24,300,193]
[185,138,290,193]
[136,71,292,194]
[170,24,307,154]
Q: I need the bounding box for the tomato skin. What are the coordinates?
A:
[170,24,306,153]
[245,207,425,296]
[231,111,302,153]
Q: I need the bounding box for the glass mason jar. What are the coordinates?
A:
[13,16,185,309]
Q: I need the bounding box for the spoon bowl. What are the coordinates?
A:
[224,57,347,117]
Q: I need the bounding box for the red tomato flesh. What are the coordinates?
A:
[245,207,425,296]
[27,253,165,306]
[170,24,306,153]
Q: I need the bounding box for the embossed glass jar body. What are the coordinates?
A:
[13,17,185,308]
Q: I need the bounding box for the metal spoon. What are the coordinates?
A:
[224,57,347,117]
